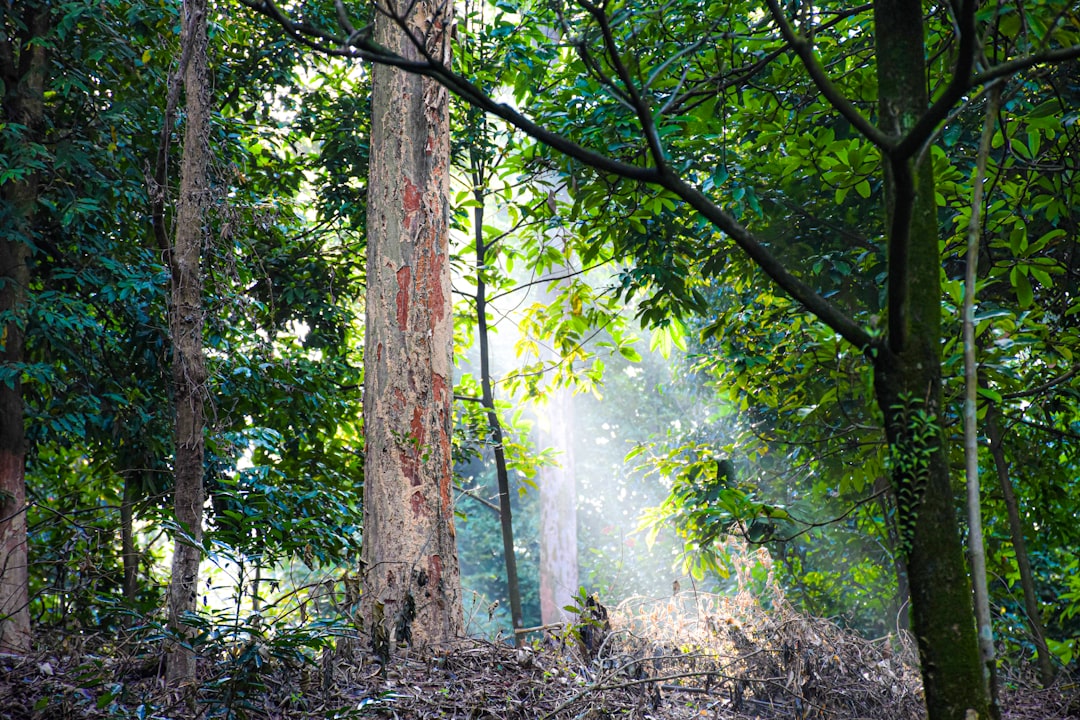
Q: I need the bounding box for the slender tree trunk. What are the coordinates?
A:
[873,1,989,717]
[471,174,524,644]
[121,473,139,603]
[962,86,1001,714]
[0,0,49,655]
[360,0,463,654]
[538,385,578,624]
[166,0,210,687]
[985,404,1056,687]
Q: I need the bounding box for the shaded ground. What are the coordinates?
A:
[2,590,1076,719]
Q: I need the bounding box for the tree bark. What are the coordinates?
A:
[360,0,462,654]
[538,385,578,625]
[873,1,989,717]
[166,0,211,688]
[121,473,139,604]
[985,404,1056,687]
[962,86,1001,714]
[0,0,49,655]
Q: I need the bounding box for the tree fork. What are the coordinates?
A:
[874,0,989,716]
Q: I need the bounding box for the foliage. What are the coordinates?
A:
[5,0,1080,712]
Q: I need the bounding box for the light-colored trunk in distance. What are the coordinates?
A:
[538,385,579,623]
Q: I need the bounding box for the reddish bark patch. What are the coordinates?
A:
[428,554,443,589]
[410,407,424,446]
[430,245,447,322]
[410,489,427,519]
[402,177,421,230]
[402,450,419,488]
[432,372,448,406]
[395,266,411,331]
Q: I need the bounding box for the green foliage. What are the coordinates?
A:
[455,452,542,636]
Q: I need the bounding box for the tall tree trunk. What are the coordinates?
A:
[166,0,210,688]
[985,404,1056,687]
[538,385,578,624]
[874,1,989,717]
[359,0,462,654]
[0,0,49,655]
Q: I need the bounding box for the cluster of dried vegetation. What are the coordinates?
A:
[3,549,1076,718]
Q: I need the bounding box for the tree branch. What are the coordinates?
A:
[658,170,878,353]
[973,43,1080,87]
[579,0,668,170]
[1000,364,1079,401]
[893,0,977,160]
[242,0,879,357]
[764,0,891,150]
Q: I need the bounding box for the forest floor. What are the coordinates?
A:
[2,590,1076,719]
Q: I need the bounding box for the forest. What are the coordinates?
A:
[1,0,1079,718]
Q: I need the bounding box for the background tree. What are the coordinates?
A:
[165,0,212,687]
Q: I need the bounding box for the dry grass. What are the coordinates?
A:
[2,549,1076,719]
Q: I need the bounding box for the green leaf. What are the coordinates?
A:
[1010,267,1033,308]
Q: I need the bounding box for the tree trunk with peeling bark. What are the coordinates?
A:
[359,0,462,654]
[0,0,48,655]
[166,0,210,688]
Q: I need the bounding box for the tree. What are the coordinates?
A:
[165,0,211,687]
[358,0,463,653]
[243,0,1080,716]
[0,0,47,654]
[537,383,578,624]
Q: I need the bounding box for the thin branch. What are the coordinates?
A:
[1000,364,1080,401]
[657,171,878,353]
[973,43,1080,93]
[456,488,501,516]
[578,0,668,170]
[764,0,891,150]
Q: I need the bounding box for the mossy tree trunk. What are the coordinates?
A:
[873,1,989,717]
[359,0,463,654]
